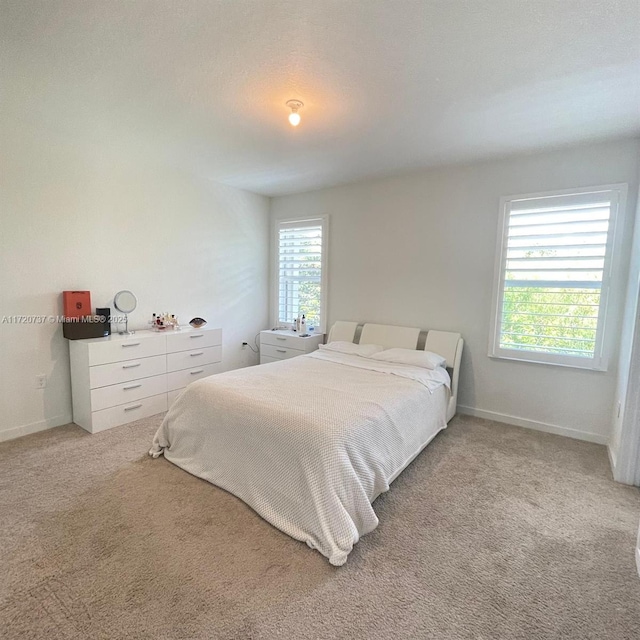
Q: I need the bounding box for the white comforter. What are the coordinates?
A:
[150,351,450,565]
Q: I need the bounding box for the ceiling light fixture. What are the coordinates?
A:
[286,99,304,127]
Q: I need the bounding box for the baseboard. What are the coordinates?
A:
[0,407,611,447]
[0,414,72,443]
[457,405,608,445]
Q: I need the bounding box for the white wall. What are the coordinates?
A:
[0,155,269,442]
[610,179,640,465]
[271,139,640,443]
[609,175,640,482]
[0,8,271,443]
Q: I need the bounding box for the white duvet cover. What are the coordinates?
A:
[150,351,450,565]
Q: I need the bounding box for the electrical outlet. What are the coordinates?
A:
[241,342,248,349]
[36,374,47,389]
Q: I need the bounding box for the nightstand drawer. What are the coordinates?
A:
[260,332,308,350]
[89,355,167,389]
[261,344,304,360]
[167,345,222,373]
[90,374,167,411]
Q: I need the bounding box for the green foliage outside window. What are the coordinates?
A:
[294,252,321,328]
[500,286,599,356]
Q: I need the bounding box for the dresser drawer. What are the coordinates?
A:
[260,332,307,350]
[259,355,281,364]
[261,344,304,361]
[91,393,168,433]
[166,328,222,353]
[167,388,185,407]
[167,363,221,391]
[89,354,167,389]
[88,336,166,366]
[167,345,222,373]
[90,374,167,412]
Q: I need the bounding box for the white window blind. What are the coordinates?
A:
[276,217,327,330]
[490,186,624,370]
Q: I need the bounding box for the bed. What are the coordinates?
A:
[150,322,463,565]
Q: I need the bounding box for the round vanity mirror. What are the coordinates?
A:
[113,290,137,334]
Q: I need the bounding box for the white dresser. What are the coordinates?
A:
[259,329,324,364]
[69,327,222,433]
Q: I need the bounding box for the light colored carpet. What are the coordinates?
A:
[0,414,639,640]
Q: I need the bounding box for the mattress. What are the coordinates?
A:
[150,350,450,565]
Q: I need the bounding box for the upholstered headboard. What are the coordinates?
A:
[359,323,420,349]
[327,321,464,422]
[328,321,359,343]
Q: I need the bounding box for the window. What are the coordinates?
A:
[274,216,328,331]
[489,185,626,370]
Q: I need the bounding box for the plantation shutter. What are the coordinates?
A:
[492,187,621,369]
[277,219,324,329]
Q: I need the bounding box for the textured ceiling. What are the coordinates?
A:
[3,1,640,196]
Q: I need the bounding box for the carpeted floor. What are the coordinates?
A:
[0,414,639,640]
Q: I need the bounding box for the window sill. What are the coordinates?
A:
[488,352,608,372]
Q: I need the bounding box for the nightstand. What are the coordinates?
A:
[259,329,324,364]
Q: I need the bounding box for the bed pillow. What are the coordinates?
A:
[318,341,385,357]
[369,348,446,370]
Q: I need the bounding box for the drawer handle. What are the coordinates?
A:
[276,349,287,353]
[122,363,141,369]
[121,342,141,347]
[190,369,204,375]
[190,334,204,339]
[124,403,143,411]
[276,337,287,341]
[123,383,142,391]
[190,351,204,357]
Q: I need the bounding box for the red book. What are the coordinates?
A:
[63,291,91,319]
